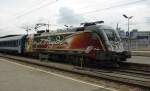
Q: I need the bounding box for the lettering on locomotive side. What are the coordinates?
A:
[48,35,64,43]
[33,34,68,49]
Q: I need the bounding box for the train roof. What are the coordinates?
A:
[34,24,115,37]
[0,35,19,38]
[57,25,114,32]
[52,25,113,32]
[0,35,26,42]
[85,25,114,30]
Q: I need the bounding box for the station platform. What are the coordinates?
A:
[0,57,114,91]
[127,56,150,65]
[132,51,150,57]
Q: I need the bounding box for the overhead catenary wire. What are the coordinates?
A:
[53,0,149,30]
[15,0,58,19]
[79,0,147,15]
[0,0,148,33]
[3,0,147,24]
[56,0,147,20]
[14,0,51,16]
[6,0,58,24]
[51,0,148,24]
[0,0,58,31]
[9,0,147,22]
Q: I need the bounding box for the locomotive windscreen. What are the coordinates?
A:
[104,29,120,41]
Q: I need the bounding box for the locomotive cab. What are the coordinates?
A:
[84,24,131,61]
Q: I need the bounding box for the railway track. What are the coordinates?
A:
[114,69,150,79]
[0,53,150,88]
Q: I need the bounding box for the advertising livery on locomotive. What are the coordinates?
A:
[0,21,131,65]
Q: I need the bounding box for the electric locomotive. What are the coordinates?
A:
[25,21,131,64]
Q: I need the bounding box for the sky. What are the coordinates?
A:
[0,0,149,36]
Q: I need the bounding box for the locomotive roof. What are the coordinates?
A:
[85,25,114,30]
[35,24,115,37]
[55,25,114,33]
[0,35,26,42]
[39,31,76,37]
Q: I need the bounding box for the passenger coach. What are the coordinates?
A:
[0,35,26,54]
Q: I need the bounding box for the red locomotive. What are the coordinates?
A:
[25,21,131,65]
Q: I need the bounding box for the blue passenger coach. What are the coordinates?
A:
[0,35,26,54]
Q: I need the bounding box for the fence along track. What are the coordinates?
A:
[0,53,150,87]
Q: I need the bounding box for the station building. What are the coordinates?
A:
[118,30,150,50]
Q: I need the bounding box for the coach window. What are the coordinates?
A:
[4,41,5,46]
[9,41,11,47]
[10,41,12,47]
[6,41,8,47]
[12,41,15,47]
[15,40,17,46]
[3,41,5,46]
[3,42,4,46]
[14,41,15,47]
[17,40,19,46]
[14,41,16,47]
[7,41,10,47]
[16,40,18,46]
[1,42,3,47]
[8,41,10,47]
[13,41,15,47]
[18,40,20,45]
[19,40,21,45]
[0,42,2,47]
[1,42,2,47]
[2,42,4,46]
[5,41,7,47]
[5,41,7,46]
[6,41,8,46]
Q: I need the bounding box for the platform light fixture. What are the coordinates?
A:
[123,14,133,50]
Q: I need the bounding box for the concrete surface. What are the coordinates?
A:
[0,57,115,91]
[127,56,150,64]
[132,51,150,57]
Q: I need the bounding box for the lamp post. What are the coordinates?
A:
[123,14,133,50]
